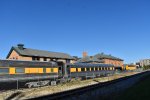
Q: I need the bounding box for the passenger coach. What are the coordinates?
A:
[67,63,115,79]
[0,60,116,89]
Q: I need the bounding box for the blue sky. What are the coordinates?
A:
[0,0,150,63]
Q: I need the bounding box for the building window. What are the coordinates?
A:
[32,57,40,61]
[44,58,47,61]
[66,60,70,63]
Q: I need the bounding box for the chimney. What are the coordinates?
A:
[17,44,24,50]
[83,52,88,57]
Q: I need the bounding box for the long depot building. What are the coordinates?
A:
[6,44,75,64]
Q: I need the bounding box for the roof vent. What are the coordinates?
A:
[17,44,24,50]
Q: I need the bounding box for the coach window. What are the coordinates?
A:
[86,68,90,71]
[81,68,85,71]
[51,68,54,72]
[16,68,24,73]
[100,67,102,70]
[91,67,94,71]
[99,67,101,70]
[43,68,46,73]
[0,68,9,74]
[95,67,98,71]
[102,67,104,70]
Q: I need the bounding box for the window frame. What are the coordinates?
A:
[15,68,25,73]
[0,68,9,74]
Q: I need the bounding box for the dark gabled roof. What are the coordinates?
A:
[77,56,104,63]
[6,46,74,60]
[94,53,123,61]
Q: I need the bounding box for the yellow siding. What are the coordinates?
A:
[25,68,29,73]
[9,68,15,74]
[38,68,43,73]
[46,68,51,73]
[46,68,58,73]
[25,68,43,73]
[126,65,136,70]
[30,68,38,73]
[53,68,58,73]
[71,68,76,72]
[78,68,81,72]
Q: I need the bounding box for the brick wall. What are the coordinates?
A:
[8,50,32,61]
[103,59,123,67]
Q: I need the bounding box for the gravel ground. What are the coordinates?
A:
[0,71,139,100]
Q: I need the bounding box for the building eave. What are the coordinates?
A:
[6,47,22,59]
